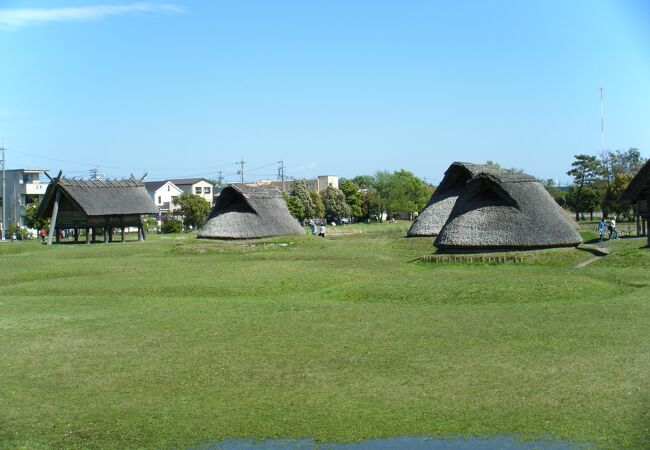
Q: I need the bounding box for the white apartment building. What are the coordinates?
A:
[1,169,50,228]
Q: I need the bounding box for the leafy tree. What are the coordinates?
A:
[284,193,305,221]
[172,193,211,229]
[289,181,315,220]
[321,186,351,221]
[352,175,375,189]
[24,200,49,230]
[340,179,363,218]
[566,154,602,220]
[309,190,324,218]
[486,160,524,174]
[375,170,432,215]
[361,188,382,220]
[161,218,182,234]
[143,216,158,233]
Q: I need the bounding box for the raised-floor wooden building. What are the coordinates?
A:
[37,174,157,244]
[618,159,650,246]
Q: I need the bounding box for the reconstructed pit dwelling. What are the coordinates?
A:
[198,184,304,239]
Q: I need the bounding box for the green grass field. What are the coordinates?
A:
[1,222,649,449]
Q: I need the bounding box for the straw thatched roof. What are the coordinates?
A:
[38,176,157,218]
[198,184,304,239]
[434,171,582,249]
[407,162,500,236]
[618,159,650,204]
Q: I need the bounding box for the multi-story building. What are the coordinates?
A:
[1,169,50,228]
[255,175,339,193]
[144,180,184,214]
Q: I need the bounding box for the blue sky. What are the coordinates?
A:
[1,0,649,185]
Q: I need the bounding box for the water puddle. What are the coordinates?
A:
[198,436,583,449]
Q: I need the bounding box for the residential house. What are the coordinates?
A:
[1,169,50,228]
[166,178,215,205]
[144,180,183,214]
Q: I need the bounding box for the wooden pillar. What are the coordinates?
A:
[121,227,125,242]
[104,227,109,243]
[637,213,641,236]
[74,228,79,243]
[92,228,96,243]
[47,190,61,245]
[108,227,114,243]
[85,228,90,244]
[55,228,60,243]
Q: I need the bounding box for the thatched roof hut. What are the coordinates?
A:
[434,171,582,249]
[618,158,650,246]
[37,174,157,244]
[408,162,500,236]
[198,184,304,239]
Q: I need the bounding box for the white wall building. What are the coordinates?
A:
[1,169,50,228]
[144,180,184,214]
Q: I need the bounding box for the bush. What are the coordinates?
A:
[161,219,182,234]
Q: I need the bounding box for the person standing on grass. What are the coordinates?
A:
[309,220,317,236]
[608,216,619,240]
[598,218,606,241]
[319,224,326,237]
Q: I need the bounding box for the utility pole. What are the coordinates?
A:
[235,158,245,184]
[1,140,5,241]
[217,170,223,187]
[277,160,285,191]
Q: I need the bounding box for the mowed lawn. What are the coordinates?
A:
[1,222,649,449]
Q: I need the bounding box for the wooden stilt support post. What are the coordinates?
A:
[47,190,61,245]
[74,228,79,243]
[104,227,109,243]
[92,228,96,243]
[109,227,113,243]
[121,227,125,242]
[85,228,90,244]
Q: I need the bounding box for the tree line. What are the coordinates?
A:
[557,148,646,220]
[283,169,434,223]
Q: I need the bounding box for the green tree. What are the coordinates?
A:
[377,170,432,215]
[289,181,315,220]
[360,188,382,220]
[321,186,351,221]
[172,193,211,230]
[566,154,602,221]
[486,160,524,174]
[161,218,182,233]
[309,190,324,218]
[340,179,363,218]
[24,200,49,230]
[352,175,375,189]
[284,193,305,221]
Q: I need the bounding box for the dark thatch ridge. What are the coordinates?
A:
[407,162,501,236]
[198,184,304,239]
[434,171,582,249]
[38,176,157,218]
[618,159,650,204]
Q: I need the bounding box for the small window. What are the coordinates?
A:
[195,187,202,194]
[204,187,211,194]
[158,196,162,204]
[167,185,170,191]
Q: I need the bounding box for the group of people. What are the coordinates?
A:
[309,221,326,237]
[598,217,620,241]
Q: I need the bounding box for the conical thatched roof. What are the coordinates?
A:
[198,184,304,239]
[407,162,500,236]
[434,172,582,249]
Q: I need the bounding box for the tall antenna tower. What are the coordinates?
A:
[89,167,103,180]
[600,87,605,161]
